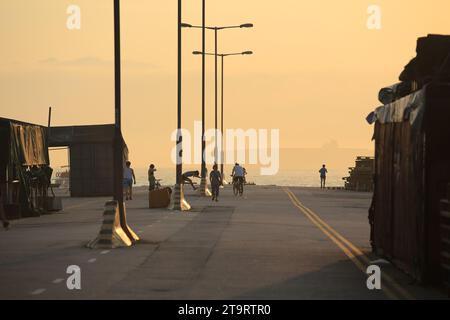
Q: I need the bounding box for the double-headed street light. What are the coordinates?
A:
[182,22,253,187]
[181,23,253,29]
[193,51,253,181]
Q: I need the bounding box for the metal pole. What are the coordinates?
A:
[47,107,52,129]
[176,0,182,185]
[47,106,52,144]
[220,56,224,181]
[214,28,218,165]
[113,0,124,217]
[201,0,206,180]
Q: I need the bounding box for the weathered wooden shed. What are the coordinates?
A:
[369,82,450,284]
[49,124,128,197]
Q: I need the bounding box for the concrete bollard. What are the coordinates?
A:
[169,184,191,211]
[87,200,139,249]
[197,177,212,197]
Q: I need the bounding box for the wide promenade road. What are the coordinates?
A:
[0,186,446,300]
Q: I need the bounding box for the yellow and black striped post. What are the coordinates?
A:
[170,183,191,211]
[198,176,212,197]
[87,200,139,249]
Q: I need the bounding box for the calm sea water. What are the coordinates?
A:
[133,167,347,188]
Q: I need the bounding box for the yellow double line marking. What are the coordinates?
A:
[283,187,415,300]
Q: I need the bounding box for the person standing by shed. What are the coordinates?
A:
[123,161,136,200]
[210,164,222,202]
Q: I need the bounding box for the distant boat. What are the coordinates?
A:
[52,166,70,189]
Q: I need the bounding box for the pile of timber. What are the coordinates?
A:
[343,156,374,192]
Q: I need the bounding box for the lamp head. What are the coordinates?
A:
[181,23,193,28]
[240,23,254,28]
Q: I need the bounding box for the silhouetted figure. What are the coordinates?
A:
[123,161,136,200]
[319,164,328,189]
[210,164,222,202]
[232,163,245,186]
[148,164,157,191]
[182,170,200,191]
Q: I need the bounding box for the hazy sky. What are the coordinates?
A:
[1,0,449,168]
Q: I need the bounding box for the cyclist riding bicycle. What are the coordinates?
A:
[232,163,245,184]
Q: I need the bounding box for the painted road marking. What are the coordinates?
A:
[282,188,395,298]
[30,288,46,295]
[52,278,64,284]
[286,188,415,300]
[283,187,414,300]
[88,258,97,263]
[100,250,110,255]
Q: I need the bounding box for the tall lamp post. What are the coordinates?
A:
[171,0,191,211]
[113,0,125,227]
[112,0,139,242]
[182,22,253,189]
[193,51,253,182]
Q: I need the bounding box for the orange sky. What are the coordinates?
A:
[1,0,450,168]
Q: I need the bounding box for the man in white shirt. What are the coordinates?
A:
[232,163,245,185]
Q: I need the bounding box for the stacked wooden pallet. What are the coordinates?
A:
[343,156,374,192]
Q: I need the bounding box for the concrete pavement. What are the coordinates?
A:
[0,185,446,300]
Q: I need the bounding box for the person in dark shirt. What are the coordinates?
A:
[148,164,157,191]
[319,164,328,189]
[209,164,222,202]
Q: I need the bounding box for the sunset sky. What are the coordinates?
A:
[1,0,450,170]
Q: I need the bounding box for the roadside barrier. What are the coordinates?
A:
[87,200,139,249]
[169,184,191,211]
[198,177,212,197]
[149,187,172,208]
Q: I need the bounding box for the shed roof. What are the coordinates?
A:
[49,124,117,147]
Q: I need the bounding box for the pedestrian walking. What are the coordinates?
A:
[319,164,328,189]
[209,164,222,202]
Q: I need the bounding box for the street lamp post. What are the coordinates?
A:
[193,51,253,182]
[170,0,191,211]
[113,0,125,225]
[112,0,140,243]
[220,54,224,181]
[182,22,253,186]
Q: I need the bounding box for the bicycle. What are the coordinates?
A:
[231,175,244,196]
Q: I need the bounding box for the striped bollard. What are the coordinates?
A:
[87,200,137,249]
[170,183,191,211]
[198,177,212,197]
